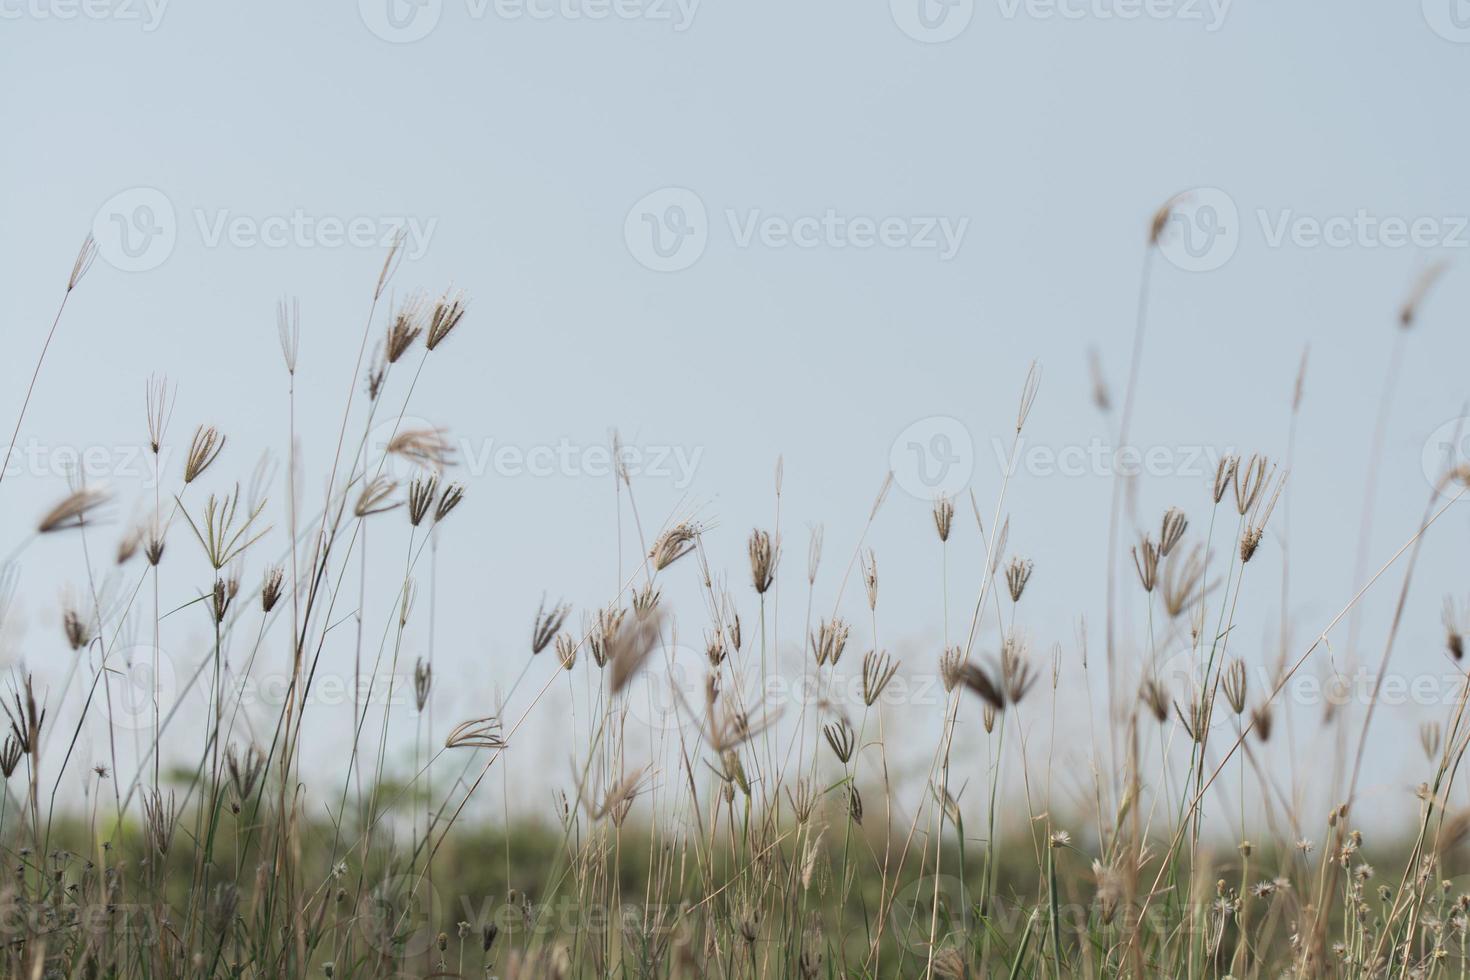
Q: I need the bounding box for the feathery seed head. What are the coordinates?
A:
[940,646,966,692]
[1213,455,1238,505]
[1158,507,1188,557]
[933,495,954,543]
[861,650,899,706]
[385,293,425,363]
[555,633,578,671]
[650,522,698,571]
[748,529,778,595]
[1132,535,1159,593]
[1005,556,1034,603]
[807,523,823,584]
[1140,678,1169,723]
[38,486,111,534]
[145,374,174,455]
[1222,658,1248,715]
[388,427,455,472]
[1421,721,1443,761]
[354,476,400,518]
[434,482,465,523]
[407,474,439,527]
[823,717,855,764]
[1000,635,1036,704]
[414,658,432,712]
[960,662,1005,713]
[608,611,665,695]
[277,297,300,374]
[184,425,226,484]
[531,596,572,655]
[445,716,506,750]
[261,566,285,614]
[811,617,851,668]
[425,289,467,351]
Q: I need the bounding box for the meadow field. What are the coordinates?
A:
[2,210,1468,979]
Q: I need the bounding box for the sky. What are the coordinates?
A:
[2,0,1469,835]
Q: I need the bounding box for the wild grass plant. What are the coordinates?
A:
[0,201,1467,979]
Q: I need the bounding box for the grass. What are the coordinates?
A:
[0,213,1466,978]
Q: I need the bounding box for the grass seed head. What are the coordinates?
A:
[407,474,439,526]
[385,293,426,363]
[1132,534,1159,593]
[748,529,778,595]
[1213,454,1239,505]
[933,495,954,543]
[650,522,698,571]
[531,596,572,655]
[354,476,400,518]
[261,566,285,614]
[414,658,432,712]
[38,486,111,534]
[434,482,465,523]
[426,289,468,351]
[1005,556,1034,603]
[960,662,1005,713]
[1158,506,1188,557]
[183,425,225,484]
[862,649,899,706]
